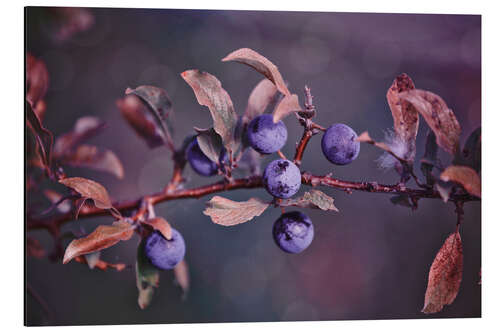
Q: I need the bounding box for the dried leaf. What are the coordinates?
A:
[63,220,135,264]
[222,48,291,96]
[440,165,481,198]
[117,94,166,148]
[282,190,339,212]
[272,94,302,123]
[174,260,190,297]
[421,131,438,185]
[62,144,124,179]
[53,116,105,156]
[26,102,53,172]
[26,54,49,108]
[141,217,173,240]
[59,177,113,209]
[136,240,160,309]
[244,79,278,122]
[422,231,463,314]
[195,127,224,164]
[399,90,461,155]
[126,85,174,141]
[181,70,237,153]
[386,74,419,161]
[203,196,270,226]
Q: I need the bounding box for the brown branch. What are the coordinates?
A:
[27,173,478,234]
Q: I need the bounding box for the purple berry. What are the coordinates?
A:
[144,229,186,270]
[187,139,219,176]
[247,114,288,154]
[321,123,360,165]
[263,159,301,199]
[273,211,314,254]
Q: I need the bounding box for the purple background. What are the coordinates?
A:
[26,7,481,325]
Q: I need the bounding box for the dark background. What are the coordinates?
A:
[25,7,481,325]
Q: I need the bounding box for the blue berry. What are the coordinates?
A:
[144,229,186,270]
[263,159,301,199]
[273,211,314,254]
[247,114,288,154]
[187,139,219,176]
[321,123,360,165]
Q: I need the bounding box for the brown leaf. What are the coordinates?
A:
[244,78,278,122]
[222,48,291,96]
[59,177,113,209]
[440,165,481,198]
[174,260,190,296]
[422,231,463,314]
[26,102,53,172]
[399,89,461,155]
[26,54,49,108]
[62,144,124,179]
[141,217,173,240]
[181,70,237,153]
[203,196,270,226]
[63,220,135,264]
[117,94,166,148]
[281,190,339,212]
[125,85,174,145]
[272,94,302,123]
[53,116,105,156]
[386,74,419,161]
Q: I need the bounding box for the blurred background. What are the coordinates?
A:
[25,7,481,325]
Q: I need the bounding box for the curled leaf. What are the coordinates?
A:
[203,196,270,226]
[222,48,290,96]
[174,260,190,297]
[440,165,481,198]
[63,220,135,264]
[386,73,418,162]
[126,85,174,145]
[118,94,166,148]
[59,177,113,209]
[141,217,173,240]
[26,102,53,173]
[272,94,302,123]
[244,78,278,122]
[195,127,224,164]
[281,190,339,212]
[422,231,463,314]
[181,70,238,153]
[26,53,49,108]
[399,90,461,155]
[62,144,124,179]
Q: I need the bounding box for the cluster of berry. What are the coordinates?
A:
[143,114,360,270]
